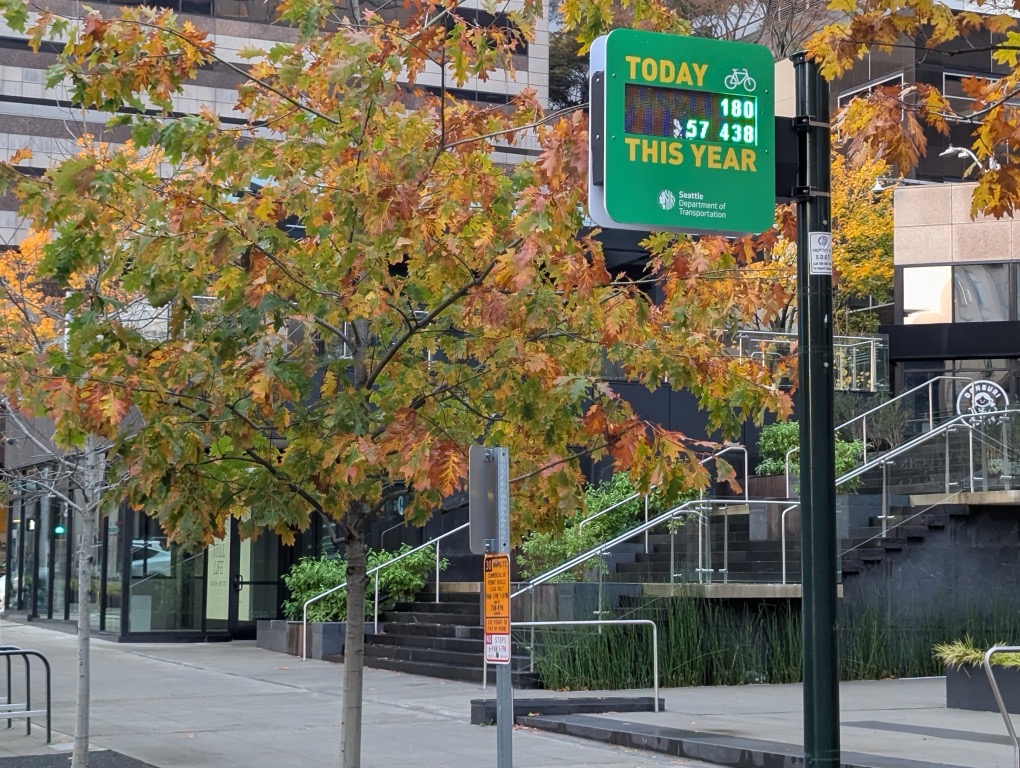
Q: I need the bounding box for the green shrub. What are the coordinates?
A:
[281,544,447,622]
[517,473,699,581]
[755,420,863,488]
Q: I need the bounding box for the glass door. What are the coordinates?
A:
[227,524,281,639]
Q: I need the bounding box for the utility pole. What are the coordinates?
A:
[792,51,840,768]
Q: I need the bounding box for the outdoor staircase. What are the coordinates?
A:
[359,588,540,687]
[839,502,967,576]
[602,523,803,586]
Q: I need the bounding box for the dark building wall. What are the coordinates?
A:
[842,505,1020,620]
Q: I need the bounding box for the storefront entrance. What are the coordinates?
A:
[205,523,281,638]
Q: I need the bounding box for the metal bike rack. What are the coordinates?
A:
[984,645,1020,768]
[0,647,52,743]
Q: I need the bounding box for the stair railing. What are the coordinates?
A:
[983,646,1020,768]
[577,444,748,553]
[841,374,973,464]
[779,503,801,585]
[785,375,976,492]
[835,408,1020,490]
[301,521,469,661]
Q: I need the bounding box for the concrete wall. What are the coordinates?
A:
[895,182,1019,266]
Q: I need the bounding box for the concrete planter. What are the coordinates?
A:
[256,620,347,660]
[946,664,1020,714]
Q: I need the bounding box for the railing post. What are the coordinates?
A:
[880,463,889,538]
[969,427,976,492]
[722,506,729,584]
[862,418,869,465]
[644,494,649,555]
[670,517,677,594]
[435,541,441,604]
[945,428,951,494]
[870,339,877,393]
[374,571,380,634]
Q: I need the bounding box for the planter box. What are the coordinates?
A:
[256,620,347,660]
[946,664,1020,714]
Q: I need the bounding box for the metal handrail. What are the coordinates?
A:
[837,375,973,463]
[835,408,1020,488]
[512,497,774,599]
[784,375,975,488]
[779,503,801,585]
[578,443,749,530]
[578,491,646,528]
[510,501,700,599]
[301,521,468,660]
[984,646,1020,768]
[512,620,659,711]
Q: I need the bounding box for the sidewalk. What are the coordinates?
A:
[0,620,1016,768]
[0,621,710,768]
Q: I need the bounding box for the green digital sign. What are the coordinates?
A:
[588,30,775,235]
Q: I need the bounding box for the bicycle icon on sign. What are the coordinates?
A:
[724,68,757,92]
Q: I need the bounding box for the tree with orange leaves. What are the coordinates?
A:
[0,1,795,765]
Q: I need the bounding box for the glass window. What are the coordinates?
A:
[954,264,1009,323]
[902,266,952,324]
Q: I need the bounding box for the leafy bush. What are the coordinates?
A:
[755,420,863,487]
[517,473,697,581]
[282,544,447,622]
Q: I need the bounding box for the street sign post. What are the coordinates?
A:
[468,445,497,555]
[483,553,511,664]
[588,29,775,234]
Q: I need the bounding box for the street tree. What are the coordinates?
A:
[807,0,1020,217]
[830,150,893,335]
[0,409,118,768]
[0,1,794,765]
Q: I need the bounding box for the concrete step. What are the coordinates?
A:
[362,656,542,688]
[364,642,533,672]
[379,621,483,640]
[379,610,480,625]
[365,632,483,654]
[394,600,481,616]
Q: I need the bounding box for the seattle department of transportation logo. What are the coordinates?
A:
[658,189,676,211]
[956,380,1009,425]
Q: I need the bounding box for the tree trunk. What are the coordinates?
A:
[71,500,95,768]
[340,501,368,768]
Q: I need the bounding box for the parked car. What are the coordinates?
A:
[131,540,172,578]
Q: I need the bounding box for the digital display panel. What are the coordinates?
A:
[624,84,758,145]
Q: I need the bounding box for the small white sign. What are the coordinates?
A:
[809,232,832,276]
[485,633,511,664]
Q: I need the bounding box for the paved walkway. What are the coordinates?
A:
[0,622,712,767]
[0,620,1016,768]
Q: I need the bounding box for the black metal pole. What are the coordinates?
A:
[792,52,839,768]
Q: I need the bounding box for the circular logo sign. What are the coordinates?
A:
[657,189,676,211]
[956,380,1009,425]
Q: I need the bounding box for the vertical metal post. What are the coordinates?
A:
[435,540,441,604]
[722,508,729,584]
[495,447,513,768]
[374,571,380,634]
[862,420,869,465]
[969,428,975,491]
[644,494,649,555]
[880,463,888,538]
[793,51,840,768]
[669,523,676,593]
[870,339,877,393]
[945,429,951,493]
